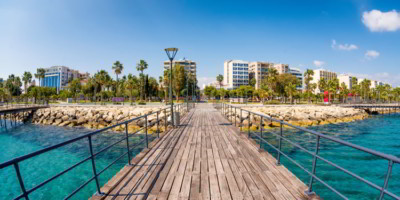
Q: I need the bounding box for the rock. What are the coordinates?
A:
[53,119,63,126]
[77,117,87,125]
[59,121,71,127]
[62,115,69,121]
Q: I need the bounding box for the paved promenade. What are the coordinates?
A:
[91,104,317,200]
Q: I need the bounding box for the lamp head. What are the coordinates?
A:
[164,48,179,61]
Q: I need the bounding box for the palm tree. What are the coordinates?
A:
[304,69,315,103]
[136,60,148,101]
[159,76,164,101]
[340,82,349,103]
[216,74,223,89]
[285,83,297,104]
[318,78,327,103]
[112,61,124,95]
[35,68,45,87]
[126,74,139,105]
[22,71,32,94]
[94,70,110,103]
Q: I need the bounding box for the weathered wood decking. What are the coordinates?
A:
[91,104,318,200]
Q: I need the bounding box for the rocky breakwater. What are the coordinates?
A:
[31,106,176,134]
[225,105,369,130]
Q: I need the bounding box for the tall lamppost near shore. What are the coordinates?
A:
[165,48,178,126]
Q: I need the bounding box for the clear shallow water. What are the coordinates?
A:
[0,120,151,200]
[255,113,400,200]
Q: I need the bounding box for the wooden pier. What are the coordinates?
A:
[91,104,318,200]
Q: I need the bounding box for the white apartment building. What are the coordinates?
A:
[248,62,273,89]
[40,66,89,92]
[273,63,289,74]
[310,69,337,93]
[223,60,249,89]
[164,59,197,78]
[338,74,356,90]
[289,67,303,90]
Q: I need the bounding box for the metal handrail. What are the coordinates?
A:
[0,102,194,200]
[219,103,400,200]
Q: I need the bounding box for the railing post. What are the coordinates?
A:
[164,109,167,133]
[235,108,237,127]
[125,122,131,165]
[378,160,394,200]
[240,109,242,133]
[231,105,233,122]
[14,163,29,200]
[248,112,251,138]
[145,115,149,148]
[88,135,101,195]
[260,116,263,149]
[276,122,283,165]
[157,111,160,138]
[306,135,320,195]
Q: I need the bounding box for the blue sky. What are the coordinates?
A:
[1,0,400,87]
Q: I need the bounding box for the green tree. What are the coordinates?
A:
[125,74,139,104]
[304,69,315,103]
[22,71,32,95]
[216,74,224,89]
[94,70,111,103]
[5,74,22,96]
[339,82,349,103]
[173,64,185,100]
[204,86,217,99]
[112,61,124,95]
[285,82,297,104]
[249,78,256,87]
[35,68,45,87]
[327,78,339,103]
[68,78,82,102]
[350,77,359,103]
[136,60,148,101]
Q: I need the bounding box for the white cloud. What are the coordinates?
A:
[346,72,400,87]
[313,60,325,67]
[362,10,400,32]
[197,77,216,89]
[365,50,380,60]
[331,39,358,51]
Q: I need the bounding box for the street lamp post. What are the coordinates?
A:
[185,59,189,111]
[165,48,178,127]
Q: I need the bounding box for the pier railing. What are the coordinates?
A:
[218,103,400,200]
[0,102,194,200]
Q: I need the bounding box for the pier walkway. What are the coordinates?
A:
[92,104,315,200]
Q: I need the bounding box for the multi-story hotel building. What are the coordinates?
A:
[248,62,273,89]
[288,67,303,90]
[163,59,197,78]
[310,69,337,93]
[223,60,249,89]
[273,63,289,74]
[40,66,89,92]
[338,74,356,90]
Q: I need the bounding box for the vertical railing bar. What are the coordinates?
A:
[14,163,30,200]
[145,115,149,149]
[240,109,242,133]
[277,122,283,165]
[88,135,101,194]
[306,135,320,195]
[164,109,167,133]
[248,112,250,138]
[235,107,237,127]
[378,160,394,200]
[157,111,160,138]
[125,122,131,165]
[260,116,263,149]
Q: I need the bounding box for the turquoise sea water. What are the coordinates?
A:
[0,121,150,200]
[256,113,400,200]
[1,114,399,200]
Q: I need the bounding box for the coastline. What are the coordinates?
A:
[224,105,400,130]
